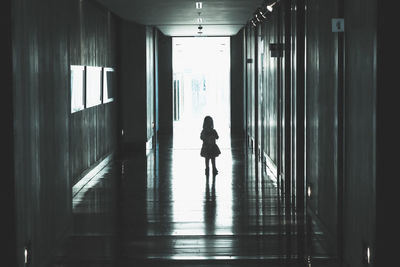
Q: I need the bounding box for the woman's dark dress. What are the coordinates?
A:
[200,129,221,158]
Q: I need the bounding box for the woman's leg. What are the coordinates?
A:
[211,157,218,174]
[205,157,210,174]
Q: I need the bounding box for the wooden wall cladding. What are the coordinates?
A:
[12,0,118,266]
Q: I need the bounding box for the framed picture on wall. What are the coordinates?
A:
[70,65,85,113]
[102,67,115,103]
[86,66,102,108]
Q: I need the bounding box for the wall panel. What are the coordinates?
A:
[305,0,339,253]
[343,0,376,265]
[12,0,118,266]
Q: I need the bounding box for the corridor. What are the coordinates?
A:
[49,129,338,267]
[5,0,389,266]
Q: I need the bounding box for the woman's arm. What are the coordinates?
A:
[214,130,219,139]
[200,130,205,140]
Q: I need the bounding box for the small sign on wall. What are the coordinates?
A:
[269,43,283,58]
[332,18,345,32]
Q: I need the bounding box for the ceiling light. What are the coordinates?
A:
[196,2,202,9]
[251,19,257,27]
[267,1,277,12]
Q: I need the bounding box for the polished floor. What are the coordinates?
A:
[49,125,339,267]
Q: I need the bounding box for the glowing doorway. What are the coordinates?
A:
[172,37,231,149]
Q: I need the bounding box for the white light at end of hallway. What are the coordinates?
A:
[367,246,371,264]
[307,186,311,198]
[121,129,124,136]
[196,2,202,9]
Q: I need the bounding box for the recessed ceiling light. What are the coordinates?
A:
[196,2,202,9]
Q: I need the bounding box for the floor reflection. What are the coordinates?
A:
[50,132,339,266]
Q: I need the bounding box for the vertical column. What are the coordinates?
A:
[376,1,396,266]
[1,0,17,265]
[254,25,260,180]
[295,0,306,262]
[283,0,293,258]
[157,31,173,136]
[337,0,345,263]
[230,29,245,137]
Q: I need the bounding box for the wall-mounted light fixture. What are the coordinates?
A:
[259,9,267,19]
[363,242,372,265]
[249,0,280,27]
[24,243,31,266]
[267,3,274,12]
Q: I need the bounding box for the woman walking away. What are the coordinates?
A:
[200,116,221,176]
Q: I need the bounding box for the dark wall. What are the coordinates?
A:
[260,10,279,165]
[230,29,245,137]
[243,0,377,265]
[119,20,156,151]
[146,26,155,145]
[2,0,17,265]
[376,2,397,266]
[343,0,376,266]
[245,24,256,149]
[69,0,118,184]
[158,32,173,136]
[12,0,118,266]
[305,0,339,252]
[119,20,146,150]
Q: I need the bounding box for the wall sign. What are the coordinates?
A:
[269,43,283,58]
[332,18,345,32]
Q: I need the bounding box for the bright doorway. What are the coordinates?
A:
[172,37,231,149]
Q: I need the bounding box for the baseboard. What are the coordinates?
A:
[264,152,278,183]
[72,153,113,198]
[306,206,337,256]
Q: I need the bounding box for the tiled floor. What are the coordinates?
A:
[49,128,339,267]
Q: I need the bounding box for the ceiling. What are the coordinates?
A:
[95,0,264,36]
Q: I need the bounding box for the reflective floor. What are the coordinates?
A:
[49,131,339,267]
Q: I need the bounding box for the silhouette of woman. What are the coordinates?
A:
[200,116,221,176]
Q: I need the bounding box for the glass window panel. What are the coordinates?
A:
[70,65,85,113]
[86,66,102,108]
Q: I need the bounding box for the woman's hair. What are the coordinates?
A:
[203,116,214,129]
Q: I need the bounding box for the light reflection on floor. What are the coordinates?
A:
[51,125,339,266]
[166,119,233,237]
